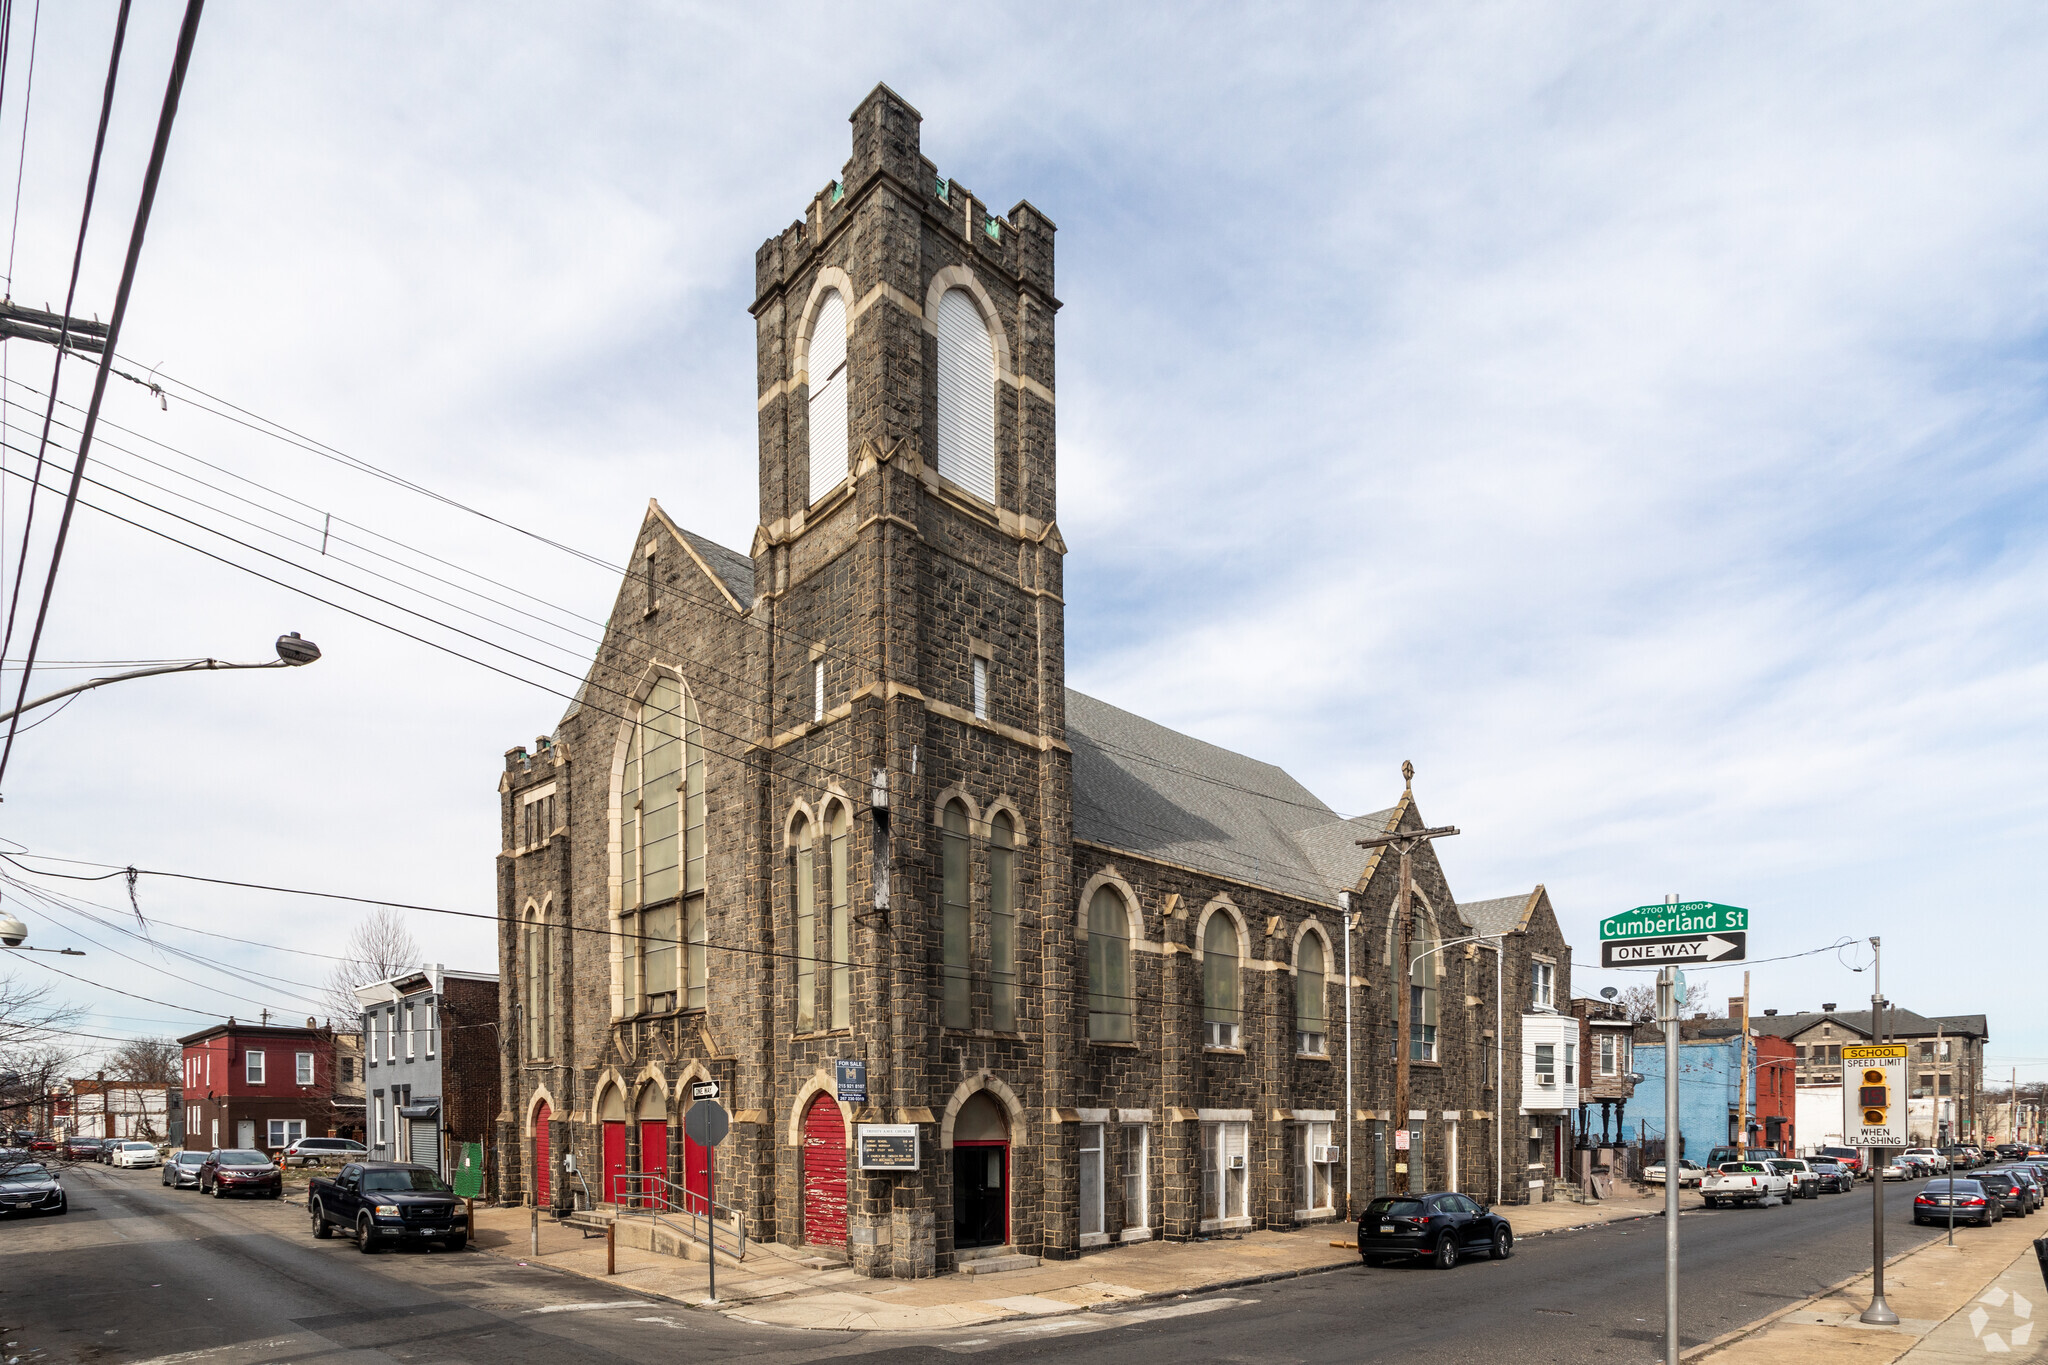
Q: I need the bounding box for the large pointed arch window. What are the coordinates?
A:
[989,812,1018,1032]
[1087,886,1133,1042]
[1409,929,1438,1062]
[523,907,552,1058]
[793,814,816,1032]
[941,801,971,1029]
[934,288,996,503]
[619,676,707,1014]
[1295,933,1327,1055]
[1202,913,1241,1049]
[808,290,849,505]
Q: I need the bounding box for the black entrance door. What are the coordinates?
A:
[954,1142,1007,1249]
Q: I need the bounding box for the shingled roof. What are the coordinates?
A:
[1750,1008,1989,1042]
[1458,890,1541,938]
[1066,688,1391,905]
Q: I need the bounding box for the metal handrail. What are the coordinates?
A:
[614,1171,747,1260]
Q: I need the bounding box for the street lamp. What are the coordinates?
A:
[0,632,322,724]
[0,909,85,955]
[1410,931,1505,1206]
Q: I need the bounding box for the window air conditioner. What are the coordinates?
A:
[1315,1145,1342,1165]
[1227,1154,1246,1171]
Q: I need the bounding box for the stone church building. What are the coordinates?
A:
[495,85,1577,1277]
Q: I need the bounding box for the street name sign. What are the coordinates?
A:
[1842,1044,1907,1147]
[1600,901,1749,967]
[1602,932,1747,967]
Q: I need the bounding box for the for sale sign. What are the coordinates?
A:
[1841,1044,1907,1148]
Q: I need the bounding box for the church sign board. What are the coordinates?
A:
[856,1123,919,1172]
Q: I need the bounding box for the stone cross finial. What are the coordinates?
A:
[1402,759,1414,790]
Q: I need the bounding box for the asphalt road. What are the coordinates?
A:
[1,1163,1978,1365]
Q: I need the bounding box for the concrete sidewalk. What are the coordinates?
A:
[1689,1216,2046,1362]
[471,1189,1671,1331]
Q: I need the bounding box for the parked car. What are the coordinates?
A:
[1645,1158,1705,1187]
[1902,1148,1950,1174]
[281,1137,368,1168]
[308,1161,469,1254]
[198,1149,283,1199]
[1880,1156,1917,1181]
[1702,1162,1791,1207]
[1768,1158,1822,1199]
[1974,1169,2031,1216]
[1996,1143,2027,1160]
[0,1162,65,1216]
[1941,1145,1977,1169]
[1915,1178,2000,1227]
[1356,1191,1512,1269]
[161,1150,207,1189]
[26,1135,56,1153]
[60,1136,102,1162]
[1807,1159,1856,1193]
[1705,1146,1783,1168]
[109,1140,160,1169]
[1997,1166,2043,1213]
[1814,1146,1866,1177]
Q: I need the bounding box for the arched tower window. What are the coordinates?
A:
[1087,885,1133,1043]
[1295,933,1327,1055]
[1202,913,1241,1049]
[523,908,552,1058]
[808,290,849,505]
[941,801,971,1029]
[618,676,707,1014]
[1410,924,1438,1063]
[934,288,996,503]
[827,803,851,1030]
[989,812,1017,1032]
[793,814,816,1032]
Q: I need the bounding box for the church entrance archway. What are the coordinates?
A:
[952,1091,1010,1250]
[599,1086,627,1204]
[636,1087,669,1209]
[802,1094,847,1246]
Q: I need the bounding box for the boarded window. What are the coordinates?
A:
[807,291,848,504]
[1296,933,1326,1054]
[1087,886,1133,1042]
[1202,913,1240,1048]
[935,288,996,503]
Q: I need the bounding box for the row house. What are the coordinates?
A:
[178,1019,337,1153]
[357,964,499,1177]
[494,86,1575,1279]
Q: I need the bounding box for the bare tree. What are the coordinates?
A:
[1618,984,1658,1024]
[106,1036,179,1085]
[0,974,84,1171]
[322,907,421,1026]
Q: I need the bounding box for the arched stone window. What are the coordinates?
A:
[618,676,707,1014]
[1295,932,1327,1055]
[934,288,996,503]
[523,907,552,1057]
[808,290,849,504]
[793,814,816,1032]
[1202,912,1241,1049]
[1410,919,1439,1063]
[827,802,851,1030]
[941,800,971,1029]
[989,811,1018,1032]
[1087,885,1133,1043]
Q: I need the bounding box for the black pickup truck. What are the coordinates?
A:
[308,1161,467,1252]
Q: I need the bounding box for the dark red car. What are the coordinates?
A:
[198,1149,282,1199]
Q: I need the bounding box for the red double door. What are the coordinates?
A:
[600,1115,706,1211]
[533,1102,552,1206]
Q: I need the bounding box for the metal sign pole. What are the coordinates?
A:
[1659,963,1679,1365]
[1861,937,1897,1327]
[706,1143,716,1304]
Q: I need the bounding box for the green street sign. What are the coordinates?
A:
[1600,901,1748,942]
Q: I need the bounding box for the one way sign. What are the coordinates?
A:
[1600,932,1746,968]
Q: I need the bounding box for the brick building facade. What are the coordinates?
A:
[495,86,1575,1278]
[178,1020,336,1153]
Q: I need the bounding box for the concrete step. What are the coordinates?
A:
[958,1253,1042,1275]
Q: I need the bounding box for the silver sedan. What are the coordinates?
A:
[161,1150,208,1189]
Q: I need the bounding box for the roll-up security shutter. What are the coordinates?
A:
[807,291,849,505]
[409,1120,438,1167]
[934,288,997,503]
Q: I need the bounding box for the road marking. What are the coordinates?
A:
[120,1341,299,1365]
[633,1316,691,1329]
[1111,1297,1248,1325]
[526,1301,654,1314]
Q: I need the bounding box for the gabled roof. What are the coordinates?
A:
[1750,1008,1988,1042]
[1066,689,1387,904]
[1459,890,1541,938]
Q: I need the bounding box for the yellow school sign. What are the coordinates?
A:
[1842,1043,1907,1147]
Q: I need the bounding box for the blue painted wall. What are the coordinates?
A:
[1632,1037,1759,1160]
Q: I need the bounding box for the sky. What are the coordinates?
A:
[0,4,2041,1087]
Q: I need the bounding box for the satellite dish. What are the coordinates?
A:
[1600,986,1619,1000]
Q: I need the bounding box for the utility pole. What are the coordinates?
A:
[1735,972,1750,1152]
[0,300,109,353]
[1354,763,1457,1196]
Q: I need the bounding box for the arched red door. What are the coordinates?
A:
[602,1121,628,1204]
[684,1131,711,1215]
[533,1102,552,1207]
[640,1119,669,1206]
[802,1095,847,1246]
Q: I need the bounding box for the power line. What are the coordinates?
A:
[0,0,204,792]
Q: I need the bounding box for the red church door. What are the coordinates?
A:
[602,1121,628,1204]
[684,1132,712,1215]
[802,1095,847,1246]
[639,1119,669,1208]
[532,1102,551,1207]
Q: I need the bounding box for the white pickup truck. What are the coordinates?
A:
[1701,1161,1792,1208]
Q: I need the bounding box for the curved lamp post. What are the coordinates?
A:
[0,633,322,725]
[1410,932,1506,1206]
[0,909,84,955]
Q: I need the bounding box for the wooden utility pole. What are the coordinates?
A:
[1734,972,1749,1151]
[1354,763,1458,1196]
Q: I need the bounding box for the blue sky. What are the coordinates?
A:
[0,4,2041,1087]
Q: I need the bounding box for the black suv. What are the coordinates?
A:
[1358,1192,1513,1269]
[1975,1169,2030,1216]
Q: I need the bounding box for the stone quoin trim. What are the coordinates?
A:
[784,1069,857,1149]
